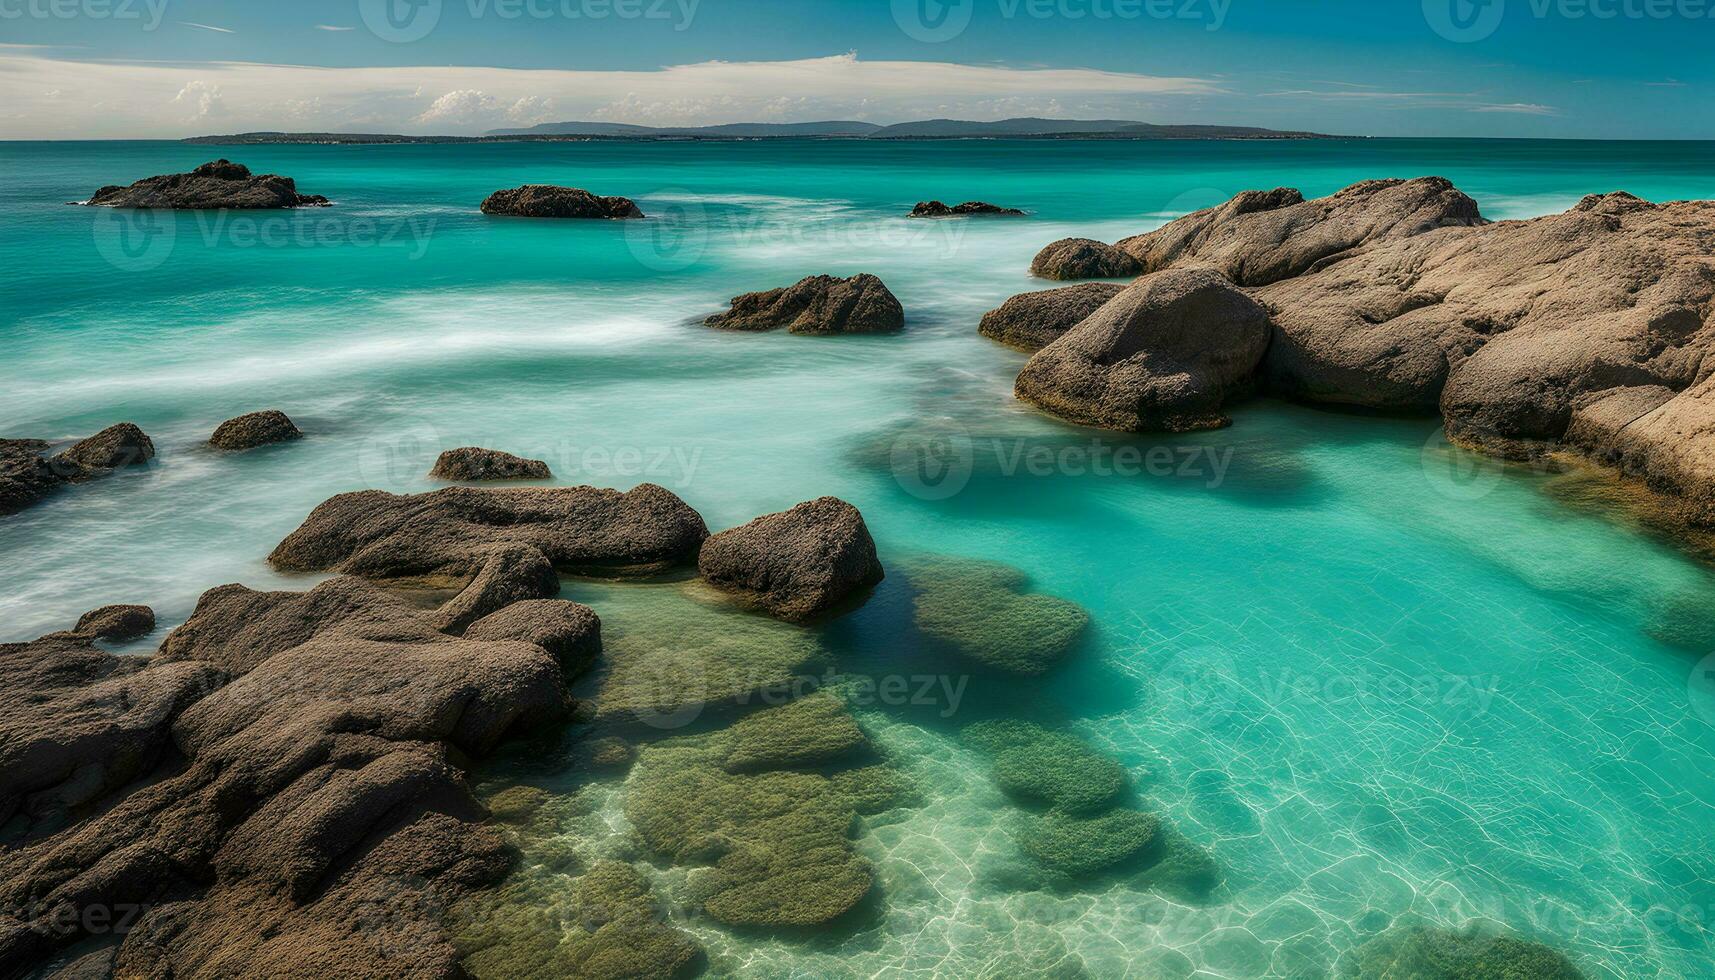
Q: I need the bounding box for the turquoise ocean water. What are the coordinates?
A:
[4,138,1715,977]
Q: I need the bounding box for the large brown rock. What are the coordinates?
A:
[86,160,330,209]
[2,425,156,516]
[698,497,885,622]
[268,484,708,631]
[705,274,905,335]
[53,422,155,474]
[1028,238,1142,280]
[429,447,551,481]
[1015,269,1272,432]
[0,439,62,515]
[978,282,1126,352]
[209,410,302,450]
[479,185,642,218]
[463,599,602,678]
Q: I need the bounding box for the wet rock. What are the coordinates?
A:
[0,439,64,515]
[912,558,1089,675]
[54,422,155,474]
[429,447,552,482]
[479,185,643,219]
[1028,238,1143,280]
[909,200,1025,217]
[268,484,708,631]
[1,426,154,515]
[964,720,1126,814]
[705,273,905,335]
[698,496,885,623]
[464,599,601,678]
[74,603,156,641]
[485,785,550,824]
[209,409,302,450]
[978,282,1126,352]
[85,160,330,209]
[1015,268,1273,432]
[1341,923,1584,979]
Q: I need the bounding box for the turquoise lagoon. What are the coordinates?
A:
[3,139,1715,977]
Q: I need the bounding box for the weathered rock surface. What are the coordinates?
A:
[54,422,156,474]
[463,599,601,678]
[209,409,302,450]
[429,447,552,482]
[698,497,884,622]
[268,484,707,631]
[1029,238,1143,280]
[74,603,156,641]
[909,200,1025,217]
[0,576,574,977]
[978,282,1126,352]
[1,425,155,516]
[1016,269,1272,431]
[705,274,905,335]
[479,185,643,219]
[86,160,330,209]
[0,440,63,515]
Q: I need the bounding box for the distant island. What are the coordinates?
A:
[185,117,1349,145]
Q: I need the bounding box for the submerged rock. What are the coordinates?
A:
[1017,808,1160,876]
[86,160,330,209]
[430,447,552,482]
[911,558,1089,674]
[1014,268,1273,432]
[209,409,302,450]
[479,185,643,219]
[1029,238,1143,281]
[978,282,1126,352]
[1341,923,1584,979]
[704,273,905,335]
[720,690,868,773]
[698,496,885,623]
[909,200,1025,217]
[964,719,1127,814]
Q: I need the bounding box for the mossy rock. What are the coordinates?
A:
[722,691,868,773]
[1016,808,1159,877]
[830,763,920,814]
[486,785,550,824]
[1129,824,1221,901]
[965,720,1127,814]
[911,558,1089,675]
[1341,923,1584,979]
[584,735,636,769]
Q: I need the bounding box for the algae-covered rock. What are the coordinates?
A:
[1129,824,1222,901]
[722,690,868,773]
[486,785,549,824]
[964,719,1126,814]
[1017,808,1159,876]
[912,559,1089,675]
[1342,923,1584,979]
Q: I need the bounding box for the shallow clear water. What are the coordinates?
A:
[4,138,1715,977]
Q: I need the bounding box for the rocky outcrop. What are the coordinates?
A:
[704,274,905,335]
[462,599,601,678]
[0,577,574,978]
[0,440,63,515]
[479,185,643,219]
[268,484,708,631]
[1016,269,1272,431]
[1029,238,1143,280]
[86,160,330,209]
[978,282,1125,352]
[1,424,154,516]
[209,410,302,450]
[909,200,1024,217]
[54,422,156,473]
[74,603,156,641]
[429,447,552,482]
[698,497,884,622]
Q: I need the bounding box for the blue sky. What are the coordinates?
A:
[1,0,1708,138]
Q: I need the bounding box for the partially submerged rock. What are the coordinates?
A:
[909,200,1025,217]
[698,497,885,623]
[1014,268,1273,432]
[912,558,1088,674]
[978,282,1125,352]
[268,484,708,631]
[209,409,302,450]
[704,274,905,335]
[1,424,154,516]
[74,603,156,641]
[54,422,156,474]
[479,185,643,219]
[430,447,552,482]
[1029,238,1143,280]
[86,160,330,209]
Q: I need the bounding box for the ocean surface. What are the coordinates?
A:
[4,138,1715,978]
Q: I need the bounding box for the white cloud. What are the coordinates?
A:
[315,25,356,32]
[179,22,235,33]
[1470,103,1558,115]
[0,52,1225,138]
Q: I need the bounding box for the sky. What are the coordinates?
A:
[0,0,1709,139]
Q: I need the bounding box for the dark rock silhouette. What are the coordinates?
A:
[86,160,330,209]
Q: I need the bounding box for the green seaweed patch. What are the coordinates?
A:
[722,691,868,773]
[1017,808,1160,876]
[1644,590,1715,650]
[965,719,1127,814]
[486,785,550,824]
[1341,922,1584,979]
[910,558,1090,676]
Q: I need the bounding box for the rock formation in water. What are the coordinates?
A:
[910,558,1089,674]
[978,282,1126,352]
[1029,237,1143,280]
[698,496,885,622]
[0,577,575,977]
[1,424,155,515]
[1342,922,1585,979]
[1009,177,1715,533]
[479,185,643,218]
[1015,268,1273,432]
[429,447,552,481]
[209,410,302,450]
[85,160,331,209]
[704,274,905,335]
[908,200,1025,217]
